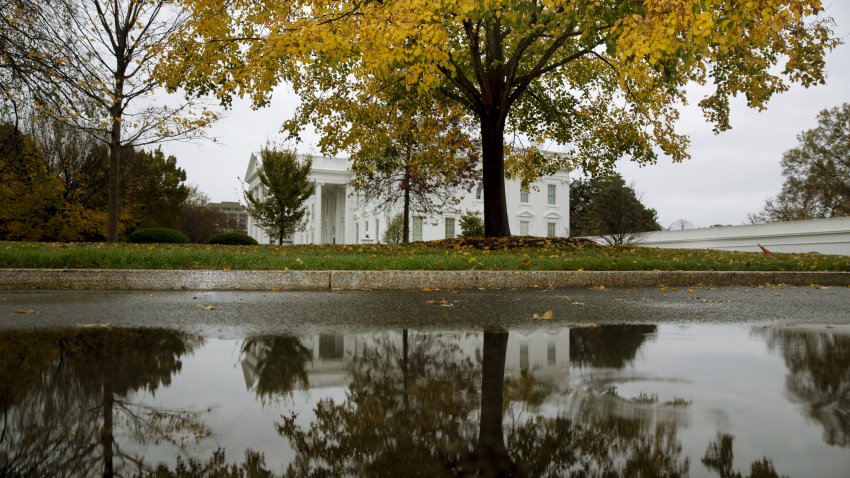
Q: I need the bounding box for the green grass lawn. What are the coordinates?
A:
[1,240,847,272]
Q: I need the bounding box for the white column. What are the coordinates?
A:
[314,183,323,244]
[344,186,354,244]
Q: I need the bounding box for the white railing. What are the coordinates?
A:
[585,217,850,256]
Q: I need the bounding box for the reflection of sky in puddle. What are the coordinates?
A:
[2,324,849,476]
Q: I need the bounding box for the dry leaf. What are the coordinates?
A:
[14,309,35,314]
[198,305,221,311]
[422,287,434,292]
[426,299,453,307]
[532,309,555,320]
[808,283,827,289]
[591,285,606,291]
[76,322,111,328]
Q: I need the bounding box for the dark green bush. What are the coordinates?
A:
[459,211,485,237]
[127,227,190,244]
[207,232,259,245]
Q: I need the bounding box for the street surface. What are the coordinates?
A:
[1,286,848,336]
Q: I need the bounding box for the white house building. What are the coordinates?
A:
[244,153,571,245]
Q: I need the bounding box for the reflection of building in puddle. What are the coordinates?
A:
[241,330,572,391]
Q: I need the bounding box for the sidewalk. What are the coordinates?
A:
[2,269,849,290]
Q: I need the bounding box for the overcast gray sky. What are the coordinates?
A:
[162,2,850,229]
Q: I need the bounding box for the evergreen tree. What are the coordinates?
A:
[570,173,661,244]
[459,211,485,238]
[244,147,314,245]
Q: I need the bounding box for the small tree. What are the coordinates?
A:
[459,211,484,238]
[668,219,695,231]
[176,186,219,243]
[570,173,661,245]
[285,75,480,244]
[383,214,405,245]
[244,147,314,245]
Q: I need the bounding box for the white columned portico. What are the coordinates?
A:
[314,182,323,244]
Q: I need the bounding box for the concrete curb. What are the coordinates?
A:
[1,269,849,290]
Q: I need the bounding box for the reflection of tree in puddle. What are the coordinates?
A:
[241,336,312,401]
[570,325,657,368]
[702,434,785,478]
[276,328,691,477]
[0,329,206,477]
[279,329,481,476]
[146,448,273,477]
[759,327,850,447]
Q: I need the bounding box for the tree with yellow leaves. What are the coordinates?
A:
[161,0,838,237]
[285,74,480,243]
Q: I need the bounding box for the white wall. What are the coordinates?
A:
[589,217,850,255]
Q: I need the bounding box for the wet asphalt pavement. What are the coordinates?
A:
[1,286,848,337]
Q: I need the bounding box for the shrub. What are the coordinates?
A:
[383,213,405,244]
[207,232,259,245]
[459,211,484,237]
[127,227,190,244]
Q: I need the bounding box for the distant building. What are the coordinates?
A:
[244,153,570,245]
[207,201,248,234]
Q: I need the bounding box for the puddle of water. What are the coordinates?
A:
[0,324,848,477]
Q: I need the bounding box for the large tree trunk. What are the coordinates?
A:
[107,97,122,243]
[472,330,518,476]
[101,333,115,478]
[402,162,411,244]
[480,114,511,237]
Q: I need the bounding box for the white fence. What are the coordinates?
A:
[587,217,850,256]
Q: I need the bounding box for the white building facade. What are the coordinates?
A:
[244,153,570,245]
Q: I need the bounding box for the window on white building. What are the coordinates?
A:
[375,219,380,243]
[547,222,556,237]
[547,184,556,205]
[519,220,529,236]
[548,342,556,366]
[475,185,482,200]
[520,188,529,203]
[412,216,423,242]
[445,217,456,239]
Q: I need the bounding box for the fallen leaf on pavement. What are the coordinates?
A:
[426,299,454,307]
[198,305,222,311]
[532,309,554,320]
[14,309,36,314]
